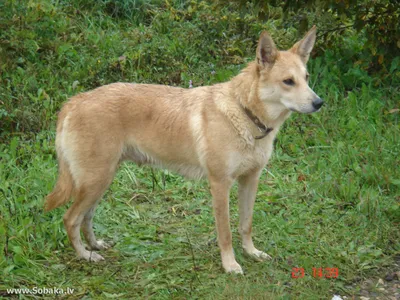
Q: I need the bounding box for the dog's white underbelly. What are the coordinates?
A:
[121,143,207,180]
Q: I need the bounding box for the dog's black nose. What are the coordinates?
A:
[312,98,324,110]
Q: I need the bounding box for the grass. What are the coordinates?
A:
[0,1,399,299]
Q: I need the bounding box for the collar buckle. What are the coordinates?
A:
[243,107,273,140]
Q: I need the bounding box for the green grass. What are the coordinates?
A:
[0,1,399,299]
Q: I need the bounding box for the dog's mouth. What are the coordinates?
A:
[288,108,311,114]
[288,106,321,114]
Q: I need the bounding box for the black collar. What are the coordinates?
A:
[243,106,273,140]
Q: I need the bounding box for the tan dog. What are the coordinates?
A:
[45,26,323,274]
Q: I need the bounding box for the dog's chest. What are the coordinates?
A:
[233,135,275,176]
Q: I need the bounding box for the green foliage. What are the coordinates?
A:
[2,0,398,140]
[282,0,399,76]
[218,0,400,81]
[0,0,399,298]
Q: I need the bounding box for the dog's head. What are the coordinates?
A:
[256,26,323,114]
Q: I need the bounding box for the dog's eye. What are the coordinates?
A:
[283,78,295,86]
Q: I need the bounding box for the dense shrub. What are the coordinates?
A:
[0,0,398,141]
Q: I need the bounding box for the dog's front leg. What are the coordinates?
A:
[209,177,243,274]
[238,169,272,261]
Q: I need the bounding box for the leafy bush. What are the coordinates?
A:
[0,0,398,139]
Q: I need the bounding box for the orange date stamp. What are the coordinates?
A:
[291,267,339,279]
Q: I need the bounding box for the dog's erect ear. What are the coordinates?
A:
[290,25,317,64]
[256,31,278,67]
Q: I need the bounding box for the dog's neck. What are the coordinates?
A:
[230,62,291,129]
[242,106,273,139]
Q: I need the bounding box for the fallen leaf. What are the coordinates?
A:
[297,174,306,182]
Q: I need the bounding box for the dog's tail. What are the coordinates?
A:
[44,155,74,212]
[45,105,74,212]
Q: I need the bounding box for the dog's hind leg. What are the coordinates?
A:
[63,168,115,262]
[82,201,111,251]
[238,169,272,261]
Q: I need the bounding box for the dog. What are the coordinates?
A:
[45,26,323,274]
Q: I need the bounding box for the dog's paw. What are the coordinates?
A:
[80,251,105,262]
[244,248,272,262]
[88,251,105,262]
[86,240,112,251]
[223,261,244,274]
[95,240,111,250]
